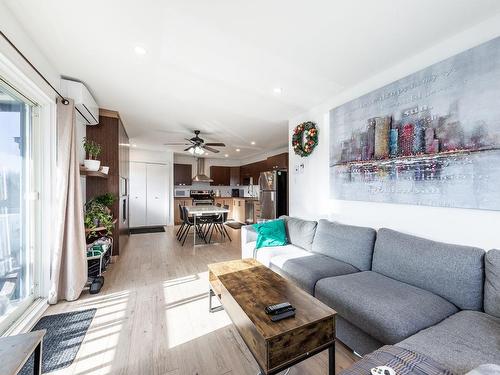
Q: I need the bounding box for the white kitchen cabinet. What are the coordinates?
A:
[129,162,169,227]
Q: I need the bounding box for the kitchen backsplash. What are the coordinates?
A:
[175,182,259,198]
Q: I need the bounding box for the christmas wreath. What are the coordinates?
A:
[292,121,318,157]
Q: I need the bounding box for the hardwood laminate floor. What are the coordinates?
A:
[44,226,358,375]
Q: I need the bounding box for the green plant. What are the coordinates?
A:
[91,193,117,209]
[83,137,102,160]
[84,201,114,239]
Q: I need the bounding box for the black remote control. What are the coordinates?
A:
[271,310,296,322]
[273,306,296,315]
[265,302,292,315]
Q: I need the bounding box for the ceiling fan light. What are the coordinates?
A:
[188,147,195,155]
[194,146,204,155]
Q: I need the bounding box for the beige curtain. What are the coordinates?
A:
[48,98,87,304]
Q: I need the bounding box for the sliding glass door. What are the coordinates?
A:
[0,81,37,333]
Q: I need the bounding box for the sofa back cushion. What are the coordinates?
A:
[311,219,376,271]
[280,216,317,251]
[372,228,485,310]
[484,249,500,318]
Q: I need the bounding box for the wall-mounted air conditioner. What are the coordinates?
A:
[60,79,99,125]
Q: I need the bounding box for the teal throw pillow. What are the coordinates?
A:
[252,219,288,249]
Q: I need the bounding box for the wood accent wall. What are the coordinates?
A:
[86,110,130,255]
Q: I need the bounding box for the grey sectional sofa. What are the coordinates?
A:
[241,216,500,374]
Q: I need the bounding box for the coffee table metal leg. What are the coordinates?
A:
[33,341,42,375]
[208,288,224,313]
[329,342,336,375]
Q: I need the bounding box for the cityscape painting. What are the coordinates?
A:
[329,37,500,211]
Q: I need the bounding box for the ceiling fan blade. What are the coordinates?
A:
[202,145,220,153]
[163,142,191,145]
[185,138,196,144]
[204,142,226,147]
[184,146,194,151]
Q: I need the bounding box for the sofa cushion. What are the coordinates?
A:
[280,215,317,251]
[270,253,359,295]
[485,249,500,318]
[311,219,376,271]
[397,310,500,374]
[315,271,458,344]
[372,228,485,310]
[253,244,310,268]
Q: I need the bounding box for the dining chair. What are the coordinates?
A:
[179,206,207,246]
[176,204,185,239]
[208,204,232,243]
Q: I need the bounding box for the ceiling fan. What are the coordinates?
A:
[164,130,226,155]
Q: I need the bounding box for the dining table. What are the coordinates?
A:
[185,205,230,246]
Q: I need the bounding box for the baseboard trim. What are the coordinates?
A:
[2,298,48,336]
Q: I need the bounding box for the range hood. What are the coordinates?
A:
[192,158,213,182]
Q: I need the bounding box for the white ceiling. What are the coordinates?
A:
[4,0,500,158]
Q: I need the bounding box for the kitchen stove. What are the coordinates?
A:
[190,190,215,205]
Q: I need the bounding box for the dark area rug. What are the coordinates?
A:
[225,221,245,229]
[20,308,96,374]
[130,226,166,234]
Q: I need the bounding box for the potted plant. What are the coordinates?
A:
[83,137,102,171]
[91,193,117,210]
[84,201,114,240]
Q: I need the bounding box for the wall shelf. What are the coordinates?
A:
[80,165,109,178]
[85,218,117,234]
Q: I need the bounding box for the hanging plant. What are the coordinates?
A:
[292,121,318,157]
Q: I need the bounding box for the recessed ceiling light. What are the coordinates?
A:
[134,46,147,55]
[273,87,283,95]
[236,148,240,152]
[251,141,256,145]
[224,154,229,157]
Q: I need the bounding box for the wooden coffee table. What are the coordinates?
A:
[208,259,336,375]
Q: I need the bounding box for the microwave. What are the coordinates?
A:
[174,188,190,197]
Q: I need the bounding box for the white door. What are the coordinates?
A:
[146,164,169,226]
[129,162,147,227]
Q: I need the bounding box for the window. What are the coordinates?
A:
[0,80,37,333]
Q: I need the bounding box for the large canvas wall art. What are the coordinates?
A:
[329,37,500,211]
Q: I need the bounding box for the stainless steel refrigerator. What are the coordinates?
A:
[259,170,288,220]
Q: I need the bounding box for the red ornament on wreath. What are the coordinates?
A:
[292,121,318,157]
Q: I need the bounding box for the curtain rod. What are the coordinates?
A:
[1,29,69,105]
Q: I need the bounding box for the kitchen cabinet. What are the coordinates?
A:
[267,153,288,170]
[210,166,230,186]
[240,160,267,186]
[130,162,169,227]
[230,167,240,186]
[174,163,192,186]
[232,198,246,223]
[174,198,193,224]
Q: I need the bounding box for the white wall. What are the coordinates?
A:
[0,2,59,98]
[289,14,500,250]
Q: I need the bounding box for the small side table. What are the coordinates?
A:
[0,330,46,375]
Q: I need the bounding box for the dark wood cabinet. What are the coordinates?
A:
[210,166,230,186]
[239,153,288,185]
[85,109,129,256]
[174,163,192,185]
[267,152,288,170]
[240,160,267,185]
[230,167,240,186]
